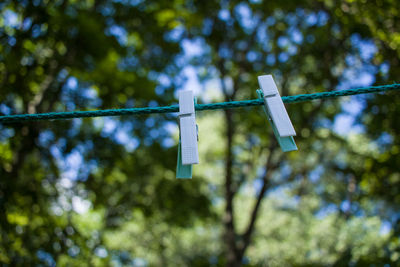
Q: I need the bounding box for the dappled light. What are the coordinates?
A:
[1,0,400,266]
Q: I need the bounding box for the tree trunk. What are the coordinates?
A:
[223,108,241,267]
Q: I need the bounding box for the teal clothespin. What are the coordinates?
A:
[176,139,193,178]
[257,75,297,152]
[176,92,199,179]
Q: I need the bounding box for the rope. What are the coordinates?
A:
[1,83,399,123]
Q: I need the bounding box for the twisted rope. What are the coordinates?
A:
[1,84,399,123]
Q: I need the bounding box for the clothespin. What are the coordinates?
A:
[176,90,199,179]
[257,75,297,152]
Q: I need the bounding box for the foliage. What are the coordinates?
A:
[0,0,400,266]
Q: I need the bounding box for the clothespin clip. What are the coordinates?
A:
[176,90,199,179]
[257,75,297,152]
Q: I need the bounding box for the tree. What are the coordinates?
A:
[175,0,400,265]
[1,0,400,266]
[0,0,212,265]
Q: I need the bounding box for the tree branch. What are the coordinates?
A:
[238,141,278,257]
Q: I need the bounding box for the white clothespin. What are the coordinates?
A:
[257,75,297,151]
[176,90,199,178]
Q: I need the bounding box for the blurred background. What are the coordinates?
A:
[1,0,400,266]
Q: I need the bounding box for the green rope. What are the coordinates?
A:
[1,83,399,123]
